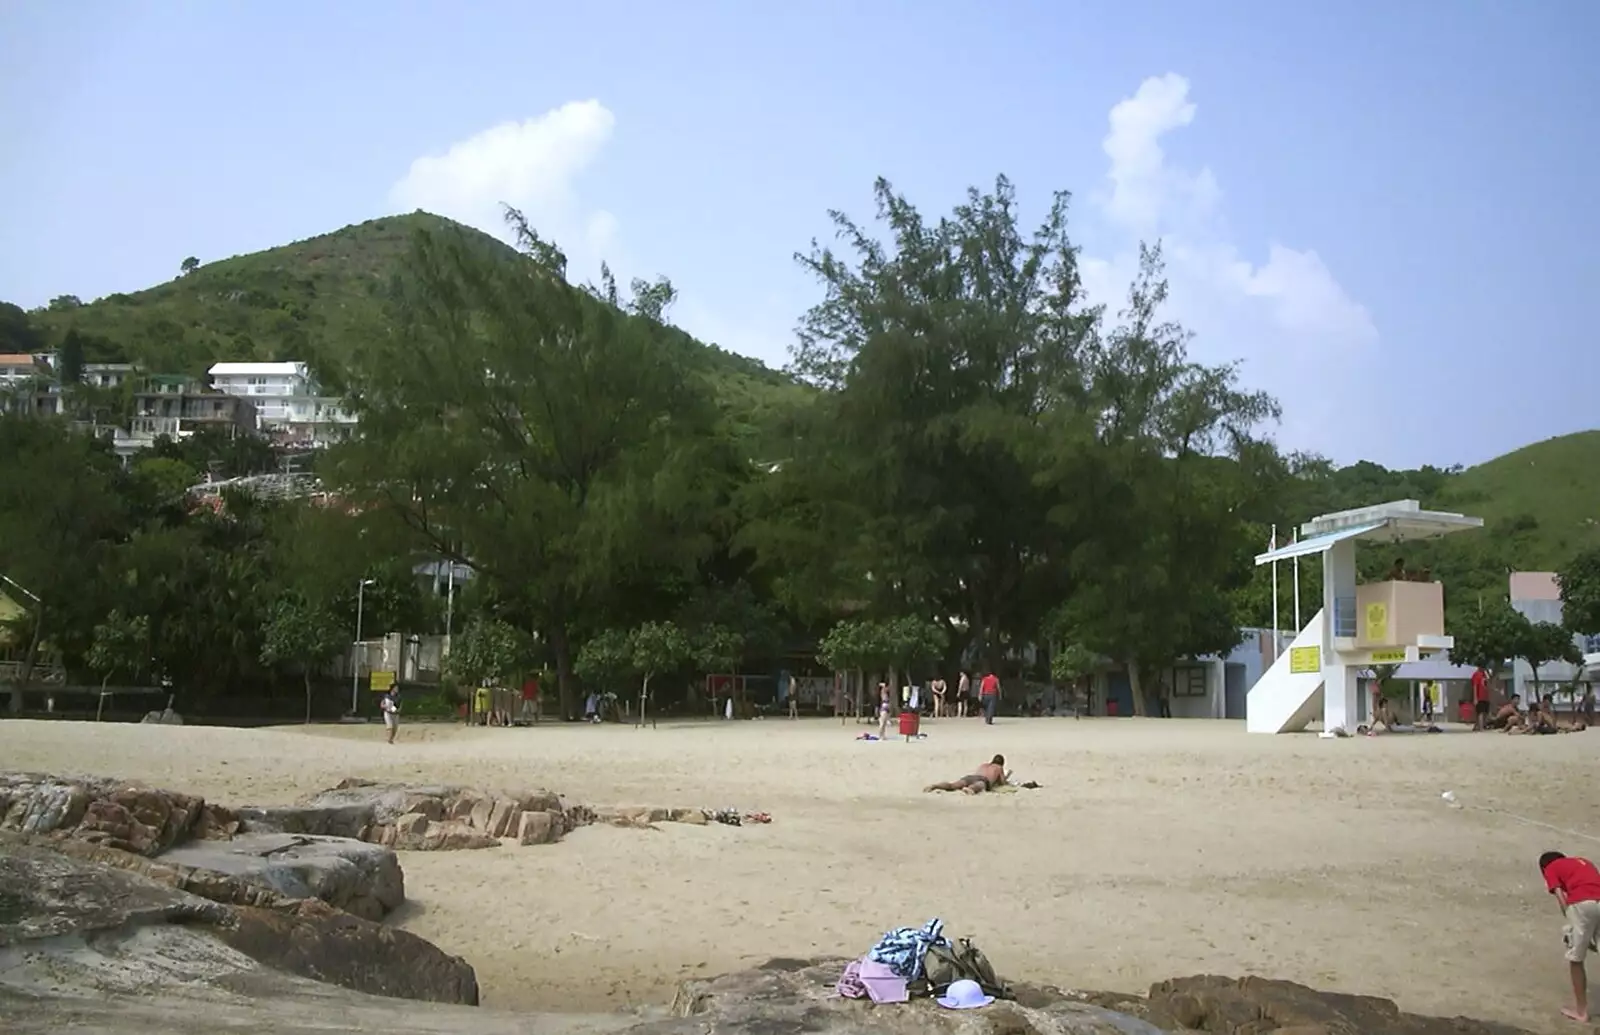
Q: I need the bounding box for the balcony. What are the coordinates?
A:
[1353,580,1445,649]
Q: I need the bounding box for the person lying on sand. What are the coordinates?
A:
[924,755,1009,795]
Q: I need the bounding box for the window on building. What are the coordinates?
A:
[1172,667,1208,698]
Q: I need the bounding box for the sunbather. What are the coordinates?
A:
[924,755,1008,795]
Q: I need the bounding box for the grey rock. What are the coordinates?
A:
[0,836,476,1007]
[140,707,183,724]
[159,832,405,921]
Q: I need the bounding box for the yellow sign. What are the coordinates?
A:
[1289,646,1321,674]
[370,670,396,691]
[1369,648,1407,664]
[1364,602,1389,643]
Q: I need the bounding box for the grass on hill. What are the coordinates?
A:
[29,212,811,456]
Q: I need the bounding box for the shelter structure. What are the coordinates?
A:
[1246,500,1483,735]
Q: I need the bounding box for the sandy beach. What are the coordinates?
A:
[3,714,1595,1032]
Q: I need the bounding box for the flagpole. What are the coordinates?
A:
[1270,524,1280,657]
[1292,528,1301,633]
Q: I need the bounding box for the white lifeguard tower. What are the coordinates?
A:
[1246,500,1483,735]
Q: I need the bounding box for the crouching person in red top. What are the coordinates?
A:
[1540,851,1600,1022]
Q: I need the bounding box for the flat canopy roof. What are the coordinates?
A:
[1255,500,1483,567]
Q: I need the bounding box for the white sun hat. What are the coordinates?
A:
[936,979,994,1010]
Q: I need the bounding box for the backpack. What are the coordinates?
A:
[912,937,1008,1000]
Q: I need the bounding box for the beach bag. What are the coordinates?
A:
[914,938,1007,999]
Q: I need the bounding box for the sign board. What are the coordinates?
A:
[370,670,396,692]
[1369,648,1407,664]
[1364,602,1389,643]
[1289,646,1321,674]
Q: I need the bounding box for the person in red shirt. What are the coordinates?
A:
[1471,668,1492,730]
[979,672,1000,725]
[1540,851,1600,1022]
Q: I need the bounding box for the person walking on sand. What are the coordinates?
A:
[877,682,892,739]
[379,686,401,745]
[1539,851,1600,1022]
[980,671,1000,725]
[957,671,970,718]
[931,677,947,718]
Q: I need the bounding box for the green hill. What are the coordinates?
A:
[1435,431,1600,565]
[28,212,809,454]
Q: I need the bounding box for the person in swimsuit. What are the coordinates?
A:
[931,677,947,718]
[876,682,892,739]
[924,754,1008,795]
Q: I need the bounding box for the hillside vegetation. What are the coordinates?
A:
[16,209,1599,618]
[28,212,808,455]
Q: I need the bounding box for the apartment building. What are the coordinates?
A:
[111,374,258,459]
[206,361,356,447]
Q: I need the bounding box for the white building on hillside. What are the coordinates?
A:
[207,361,356,446]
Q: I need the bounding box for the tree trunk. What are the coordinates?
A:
[1127,659,1150,717]
[550,622,577,721]
[10,610,45,714]
[638,673,651,728]
[303,671,313,724]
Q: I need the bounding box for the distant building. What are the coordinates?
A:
[206,361,355,447]
[111,374,258,460]
[1508,571,1594,698]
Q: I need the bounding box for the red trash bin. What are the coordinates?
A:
[898,711,920,738]
[1106,699,1119,717]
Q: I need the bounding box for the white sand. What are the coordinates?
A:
[3,715,1595,1032]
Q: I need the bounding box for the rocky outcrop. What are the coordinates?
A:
[1124,974,1534,1034]
[0,771,238,855]
[0,836,1539,1035]
[237,778,571,851]
[160,832,405,922]
[658,956,1165,1034]
[0,836,478,1006]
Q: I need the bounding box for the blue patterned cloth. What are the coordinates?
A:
[867,917,947,979]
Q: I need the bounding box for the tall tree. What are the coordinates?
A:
[1449,599,1523,674]
[0,417,128,711]
[58,329,87,385]
[750,176,1097,662]
[260,591,344,723]
[1515,618,1582,691]
[1054,245,1281,715]
[327,209,725,720]
[1557,547,1600,637]
[0,301,44,355]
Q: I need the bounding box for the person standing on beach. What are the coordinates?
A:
[931,677,947,718]
[980,671,1000,725]
[877,682,892,739]
[1472,667,1492,730]
[379,687,401,745]
[1538,851,1600,1022]
[957,672,970,718]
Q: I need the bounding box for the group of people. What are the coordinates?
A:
[871,671,1004,738]
[1471,667,1594,734]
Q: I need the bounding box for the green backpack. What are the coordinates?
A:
[914,938,1008,999]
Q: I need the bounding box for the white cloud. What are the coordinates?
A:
[389,100,620,281]
[1085,74,1378,453]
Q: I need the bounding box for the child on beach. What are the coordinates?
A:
[1538,850,1600,1023]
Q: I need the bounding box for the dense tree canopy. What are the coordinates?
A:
[2,174,1594,722]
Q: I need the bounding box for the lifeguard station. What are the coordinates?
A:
[1246,500,1483,735]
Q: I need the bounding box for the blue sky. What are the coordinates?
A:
[2,0,1594,468]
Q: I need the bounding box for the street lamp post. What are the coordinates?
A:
[351,578,375,715]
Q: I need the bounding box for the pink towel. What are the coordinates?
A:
[858,959,910,1004]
